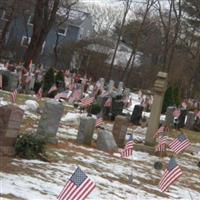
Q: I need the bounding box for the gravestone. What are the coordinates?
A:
[77,116,96,146]
[108,80,114,93]
[185,112,195,130]
[97,130,118,153]
[131,105,143,125]
[0,105,24,155]
[165,106,175,126]
[111,95,124,119]
[112,115,129,148]
[123,88,130,96]
[178,109,187,128]
[117,82,124,94]
[99,78,105,90]
[37,99,64,144]
[145,72,168,146]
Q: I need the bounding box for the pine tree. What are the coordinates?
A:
[43,67,55,94]
[173,86,181,107]
[162,86,174,113]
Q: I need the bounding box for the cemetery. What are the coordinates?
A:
[0,0,200,199]
[0,69,200,199]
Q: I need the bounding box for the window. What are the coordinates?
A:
[21,36,31,47]
[27,15,34,26]
[58,27,67,36]
[1,10,9,21]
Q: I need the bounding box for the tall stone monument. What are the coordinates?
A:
[0,105,24,155]
[145,72,168,146]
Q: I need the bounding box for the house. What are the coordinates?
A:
[0,8,92,67]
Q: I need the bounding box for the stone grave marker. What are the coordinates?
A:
[0,105,24,155]
[117,82,124,94]
[77,116,96,146]
[108,80,114,93]
[112,115,129,148]
[111,95,124,120]
[97,130,118,153]
[178,108,187,128]
[185,111,195,130]
[37,99,64,144]
[99,78,105,90]
[165,106,175,126]
[131,105,143,125]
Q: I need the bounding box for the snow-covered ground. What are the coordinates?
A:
[0,92,200,200]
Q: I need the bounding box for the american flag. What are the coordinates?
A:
[81,97,94,107]
[155,136,168,152]
[104,98,112,108]
[153,126,165,139]
[159,157,183,192]
[48,85,58,94]
[57,167,95,200]
[120,135,134,158]
[173,109,181,118]
[55,92,69,100]
[95,117,103,128]
[196,111,200,119]
[36,88,43,100]
[10,89,17,103]
[169,133,191,154]
[181,102,187,109]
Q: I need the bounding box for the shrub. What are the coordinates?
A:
[162,86,174,113]
[15,134,46,159]
[173,86,181,107]
[43,67,55,93]
[89,103,101,115]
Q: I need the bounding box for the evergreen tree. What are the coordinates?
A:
[162,86,174,113]
[43,67,55,94]
[173,86,181,107]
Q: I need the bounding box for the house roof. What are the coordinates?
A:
[57,8,90,27]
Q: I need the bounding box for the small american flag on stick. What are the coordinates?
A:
[159,157,183,192]
[120,135,134,158]
[169,133,191,154]
[36,88,43,100]
[10,89,17,103]
[196,111,200,119]
[155,136,168,152]
[104,97,112,108]
[81,97,94,107]
[95,117,103,128]
[173,109,181,118]
[57,167,95,200]
[153,126,165,139]
[48,85,57,94]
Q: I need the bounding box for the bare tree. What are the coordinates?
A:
[107,0,132,80]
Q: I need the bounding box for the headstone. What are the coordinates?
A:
[178,108,187,128]
[117,82,124,94]
[99,78,105,90]
[97,130,118,153]
[185,112,195,130]
[111,95,124,119]
[77,116,96,146]
[112,115,129,148]
[0,105,24,155]
[145,72,168,146]
[37,99,64,144]
[165,106,175,126]
[131,105,143,125]
[123,88,130,96]
[108,80,114,93]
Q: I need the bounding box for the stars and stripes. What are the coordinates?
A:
[169,133,191,154]
[155,136,168,152]
[55,92,70,101]
[95,117,103,128]
[196,111,200,119]
[57,167,95,200]
[48,85,58,94]
[159,157,183,192]
[104,97,112,108]
[81,97,94,107]
[120,135,134,158]
[10,89,17,103]
[173,109,181,118]
[153,126,165,139]
[36,88,43,100]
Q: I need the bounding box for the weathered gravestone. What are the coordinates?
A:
[111,95,124,119]
[131,105,143,125]
[185,112,195,130]
[145,72,168,146]
[0,105,24,155]
[117,82,124,94]
[0,70,19,91]
[108,80,114,93]
[178,109,187,128]
[77,116,96,146]
[97,130,118,153]
[99,78,105,90]
[112,115,129,148]
[165,106,175,126]
[37,99,64,144]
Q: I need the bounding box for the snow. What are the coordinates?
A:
[24,100,39,112]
